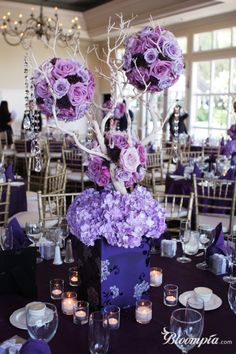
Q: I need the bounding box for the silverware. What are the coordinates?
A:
[195,252,204,257]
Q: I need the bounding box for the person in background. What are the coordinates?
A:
[168,104,189,138]
[0,100,14,146]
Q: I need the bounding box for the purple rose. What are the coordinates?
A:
[68,82,88,106]
[115,168,132,182]
[162,40,182,60]
[77,66,90,83]
[53,78,70,99]
[53,58,77,78]
[88,157,103,181]
[57,107,76,121]
[96,166,111,187]
[150,60,172,80]
[172,60,184,75]
[158,77,174,90]
[86,72,95,99]
[38,103,52,116]
[76,102,89,119]
[144,48,158,64]
[35,80,51,98]
[120,147,140,173]
[136,143,146,165]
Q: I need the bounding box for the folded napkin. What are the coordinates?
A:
[206,223,227,261]
[5,163,14,181]
[219,168,236,180]
[8,217,29,249]
[20,339,52,354]
[231,152,236,167]
[173,163,185,176]
[192,163,201,177]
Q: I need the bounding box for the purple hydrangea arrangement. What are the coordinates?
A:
[33,58,95,121]
[87,131,146,188]
[123,26,184,92]
[66,185,166,248]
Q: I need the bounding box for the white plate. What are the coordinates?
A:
[9,307,27,329]
[10,181,25,187]
[170,175,184,180]
[179,290,222,311]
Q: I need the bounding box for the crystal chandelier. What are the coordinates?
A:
[0,1,80,49]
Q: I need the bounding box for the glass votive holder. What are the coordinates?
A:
[73,300,89,325]
[163,284,178,307]
[103,305,120,330]
[150,267,163,287]
[69,267,79,287]
[135,299,152,324]
[50,279,64,300]
[61,291,77,315]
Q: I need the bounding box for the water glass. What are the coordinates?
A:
[196,226,213,270]
[25,302,58,342]
[88,311,109,354]
[186,294,204,323]
[185,231,199,256]
[228,282,236,314]
[0,226,13,250]
[164,284,178,307]
[170,308,204,353]
[223,236,236,283]
[177,221,191,263]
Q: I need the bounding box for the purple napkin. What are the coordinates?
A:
[173,163,185,176]
[231,152,236,167]
[206,223,226,261]
[5,164,14,181]
[7,217,29,249]
[193,163,201,177]
[219,168,235,180]
[20,339,52,354]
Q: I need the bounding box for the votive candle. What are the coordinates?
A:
[135,300,152,324]
[150,267,163,287]
[50,279,64,300]
[61,292,77,315]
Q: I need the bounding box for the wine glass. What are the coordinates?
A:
[196,226,213,270]
[26,302,58,342]
[88,311,109,354]
[0,225,13,250]
[177,221,191,263]
[170,308,204,353]
[25,223,43,264]
[228,282,236,314]
[223,236,236,283]
[58,218,70,257]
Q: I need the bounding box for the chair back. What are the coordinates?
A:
[37,191,78,227]
[0,181,11,226]
[63,148,84,171]
[43,163,67,194]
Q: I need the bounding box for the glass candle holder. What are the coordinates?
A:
[69,267,79,287]
[164,284,178,307]
[50,279,64,300]
[135,299,152,324]
[103,305,120,330]
[73,300,89,325]
[61,292,77,315]
[150,267,163,287]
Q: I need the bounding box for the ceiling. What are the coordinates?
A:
[5,0,114,12]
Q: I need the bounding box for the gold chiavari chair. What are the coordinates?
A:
[63,148,90,192]
[145,150,165,193]
[181,150,203,165]
[193,174,236,235]
[0,181,11,226]
[154,192,194,234]
[37,191,78,228]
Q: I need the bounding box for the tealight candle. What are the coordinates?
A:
[103,305,120,330]
[50,279,64,300]
[150,267,163,287]
[73,301,89,325]
[164,284,178,307]
[61,292,77,315]
[69,267,79,287]
[135,300,152,324]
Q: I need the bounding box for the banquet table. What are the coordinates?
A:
[0,246,235,354]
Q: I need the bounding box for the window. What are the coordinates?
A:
[193,27,236,52]
[177,36,187,54]
[191,58,236,138]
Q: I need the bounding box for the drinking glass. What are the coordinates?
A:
[185,231,199,256]
[0,226,13,250]
[196,226,213,270]
[26,302,58,342]
[58,219,69,256]
[228,282,236,314]
[88,311,109,354]
[186,295,204,326]
[25,223,43,264]
[170,308,204,353]
[177,221,191,263]
[223,236,236,283]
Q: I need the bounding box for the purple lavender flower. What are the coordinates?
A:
[66,185,166,248]
[53,78,70,99]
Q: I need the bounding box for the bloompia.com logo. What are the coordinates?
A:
[161,327,233,348]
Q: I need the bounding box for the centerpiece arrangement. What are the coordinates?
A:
[29,15,184,309]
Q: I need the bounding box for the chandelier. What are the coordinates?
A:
[0,1,80,49]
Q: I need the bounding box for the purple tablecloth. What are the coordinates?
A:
[0,246,235,354]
